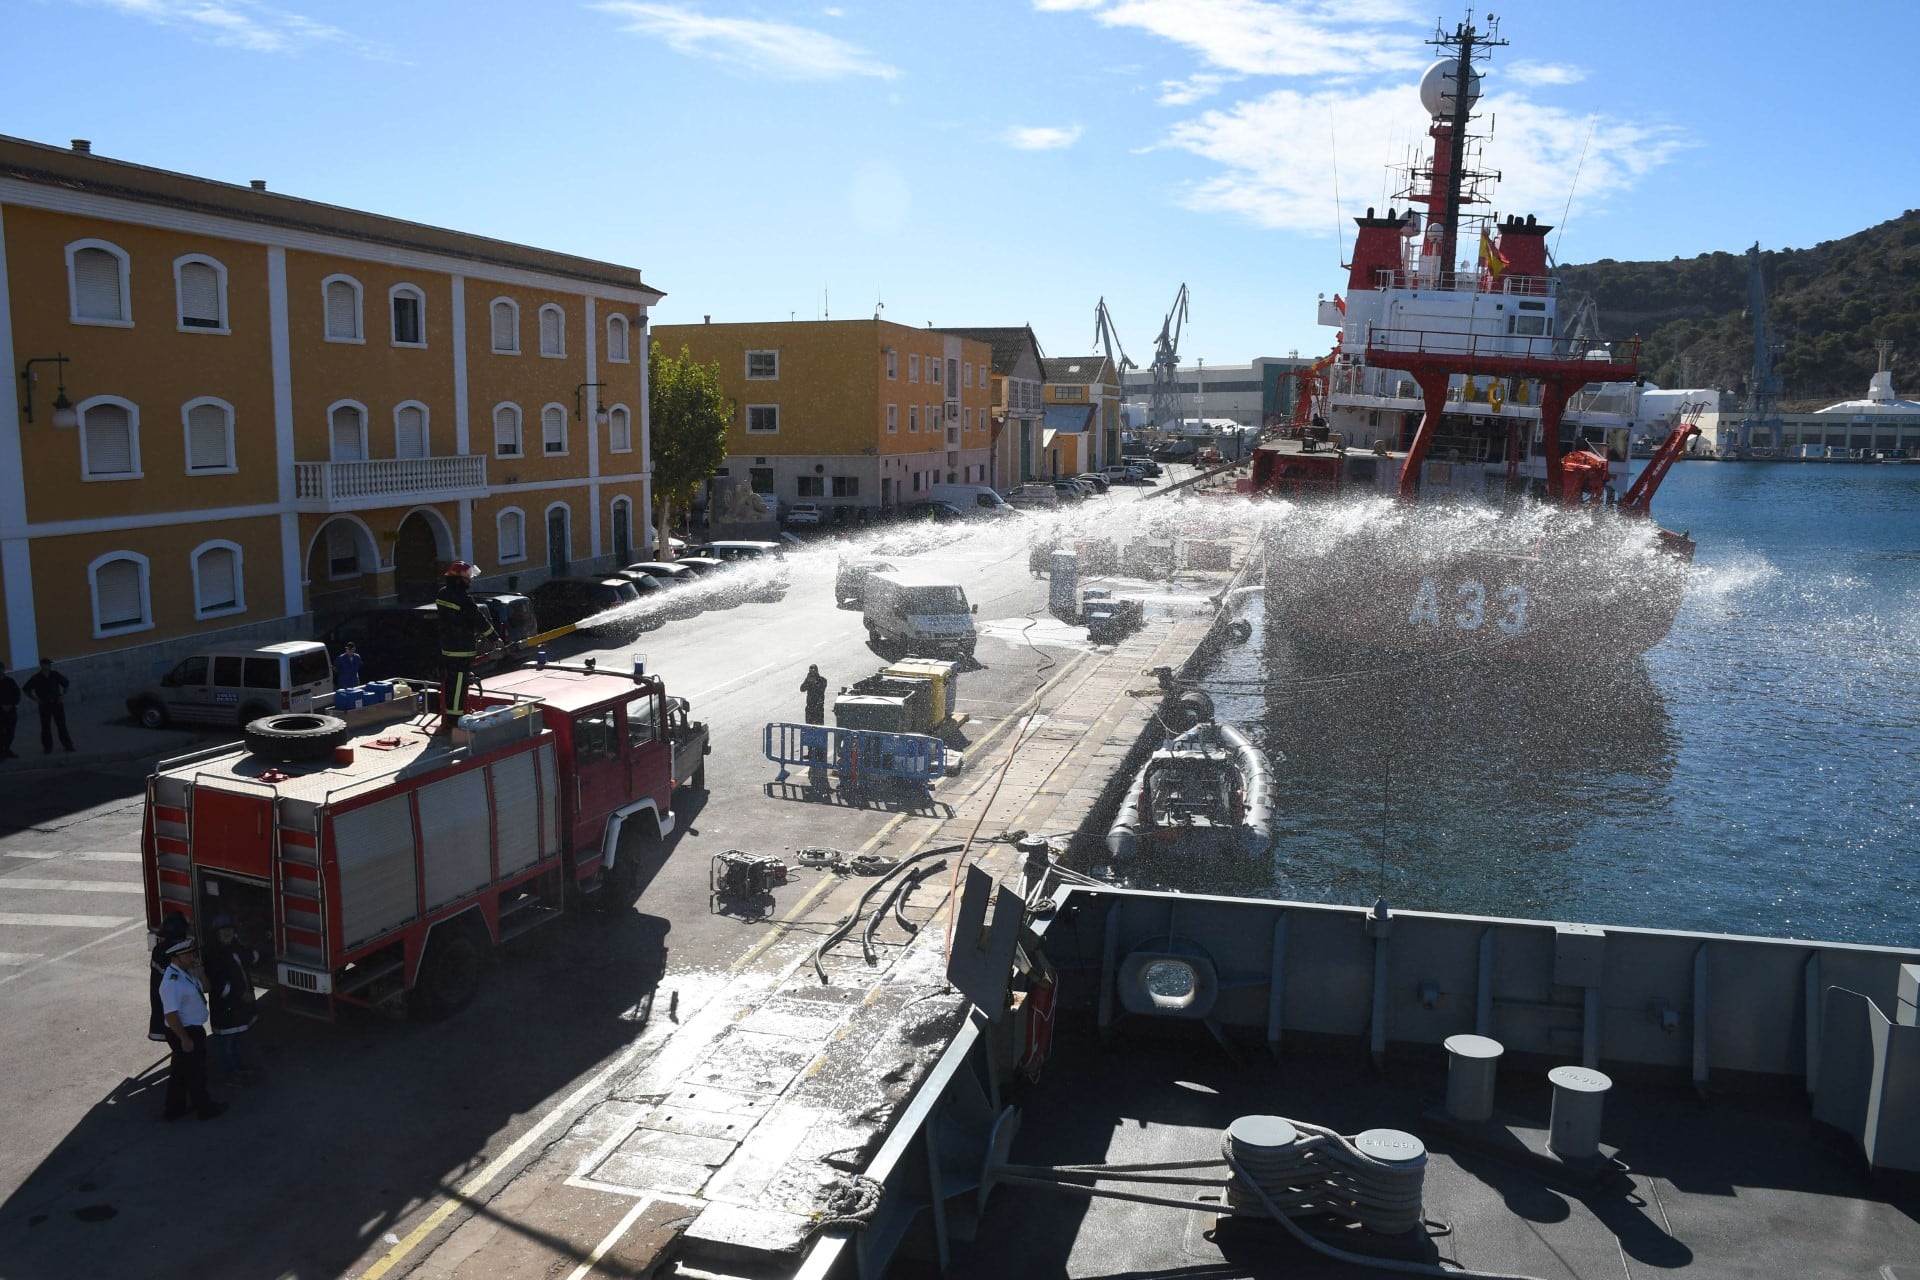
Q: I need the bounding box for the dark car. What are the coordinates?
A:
[1075,472,1111,493]
[618,562,701,617]
[835,556,899,608]
[673,555,727,577]
[691,540,789,599]
[528,577,646,637]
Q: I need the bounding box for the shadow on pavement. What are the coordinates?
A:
[761,778,954,818]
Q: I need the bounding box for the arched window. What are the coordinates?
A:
[538,304,565,358]
[174,254,228,331]
[322,274,363,341]
[328,400,368,461]
[67,239,132,325]
[541,404,567,456]
[389,283,426,346]
[497,507,527,563]
[606,313,630,363]
[191,540,245,618]
[78,396,141,479]
[493,403,523,457]
[606,403,632,453]
[394,401,429,459]
[490,297,519,353]
[89,551,152,636]
[182,397,236,473]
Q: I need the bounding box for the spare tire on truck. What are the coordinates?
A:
[244,713,349,763]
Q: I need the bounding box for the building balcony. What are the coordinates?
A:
[293,454,488,513]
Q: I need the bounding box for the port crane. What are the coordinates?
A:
[1092,297,1135,376]
[1148,284,1190,430]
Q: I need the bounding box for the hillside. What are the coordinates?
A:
[1556,209,1920,410]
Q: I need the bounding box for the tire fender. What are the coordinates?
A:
[601,799,674,871]
[408,906,489,991]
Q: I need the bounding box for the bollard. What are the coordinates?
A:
[1546,1064,1612,1160]
[1443,1033,1504,1123]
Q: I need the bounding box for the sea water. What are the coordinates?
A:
[1194,461,1920,946]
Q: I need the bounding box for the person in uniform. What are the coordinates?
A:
[158,937,225,1122]
[800,665,828,726]
[334,641,363,689]
[434,562,496,733]
[147,912,190,1045]
[204,914,261,1085]
[23,656,75,754]
[0,668,20,759]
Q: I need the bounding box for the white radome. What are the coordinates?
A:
[1419,59,1482,118]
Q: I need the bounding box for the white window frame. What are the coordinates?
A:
[887,404,898,434]
[88,550,153,638]
[908,405,918,434]
[745,349,779,380]
[490,296,520,354]
[932,359,943,385]
[493,402,523,458]
[540,402,569,456]
[606,313,631,364]
[886,349,898,380]
[181,396,237,475]
[189,539,246,620]
[66,238,133,327]
[77,395,143,481]
[745,404,779,435]
[321,273,365,343]
[172,254,229,334]
[496,506,528,563]
[538,303,566,358]
[326,398,370,461]
[606,402,633,453]
[393,400,431,458]
[908,354,919,382]
[964,361,973,387]
[389,282,427,348]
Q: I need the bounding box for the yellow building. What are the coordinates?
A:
[1042,354,1123,476]
[943,327,1047,488]
[0,135,661,685]
[652,319,993,512]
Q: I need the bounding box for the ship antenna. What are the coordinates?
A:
[1551,116,1596,263]
[1329,107,1345,260]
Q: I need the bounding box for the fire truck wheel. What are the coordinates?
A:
[692,762,706,790]
[411,919,486,1021]
[243,713,350,762]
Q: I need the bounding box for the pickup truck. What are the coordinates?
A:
[665,695,710,790]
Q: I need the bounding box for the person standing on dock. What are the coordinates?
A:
[800,665,828,725]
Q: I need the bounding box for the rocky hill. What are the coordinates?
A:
[1556,209,1920,410]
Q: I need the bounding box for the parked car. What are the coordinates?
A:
[1075,472,1111,493]
[673,555,727,577]
[692,540,786,565]
[785,502,823,528]
[620,562,703,618]
[1006,484,1060,509]
[1121,454,1163,477]
[902,501,967,523]
[835,556,899,608]
[1104,464,1145,484]
[691,540,788,599]
[1051,478,1089,501]
[528,577,646,638]
[128,640,335,729]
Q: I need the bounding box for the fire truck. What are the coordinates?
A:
[139,663,707,1020]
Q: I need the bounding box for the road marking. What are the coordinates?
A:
[0,953,44,966]
[0,912,135,928]
[0,879,144,893]
[683,659,784,703]
[1,851,140,862]
[358,1022,668,1280]
[0,919,147,988]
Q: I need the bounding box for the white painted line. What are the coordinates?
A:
[0,879,144,893]
[0,912,134,928]
[0,953,44,966]
[0,919,147,987]
[682,659,784,703]
[1,851,141,862]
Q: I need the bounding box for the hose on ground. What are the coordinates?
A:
[865,859,946,961]
[814,845,964,983]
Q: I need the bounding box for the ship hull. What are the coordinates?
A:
[1262,513,1692,661]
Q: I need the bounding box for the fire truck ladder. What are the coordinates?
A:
[271,797,342,1020]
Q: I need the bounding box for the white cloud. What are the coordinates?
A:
[1161,83,1688,235]
[80,0,388,57]
[1157,72,1238,106]
[595,2,900,80]
[1504,60,1589,87]
[822,5,844,15]
[1054,0,1427,79]
[1005,124,1085,150]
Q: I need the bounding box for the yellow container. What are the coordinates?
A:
[882,660,957,723]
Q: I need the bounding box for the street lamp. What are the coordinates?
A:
[572,381,610,427]
[19,354,78,428]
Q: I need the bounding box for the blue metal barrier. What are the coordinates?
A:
[763,722,947,791]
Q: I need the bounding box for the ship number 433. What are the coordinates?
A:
[1408,578,1528,634]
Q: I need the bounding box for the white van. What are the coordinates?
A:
[929,484,1014,516]
[862,573,978,660]
[126,640,335,729]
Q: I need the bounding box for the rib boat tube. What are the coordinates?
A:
[1108,720,1275,861]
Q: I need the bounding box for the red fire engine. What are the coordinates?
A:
[140,664,703,1020]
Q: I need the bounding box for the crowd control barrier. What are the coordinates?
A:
[763,722,948,793]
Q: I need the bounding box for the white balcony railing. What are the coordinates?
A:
[293,454,488,512]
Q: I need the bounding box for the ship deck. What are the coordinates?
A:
[950,1025,1920,1278]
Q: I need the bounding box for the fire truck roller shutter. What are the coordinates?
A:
[490,751,544,876]
[537,742,561,857]
[333,796,420,949]
[418,771,492,910]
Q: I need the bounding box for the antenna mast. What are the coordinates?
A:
[1422,13,1504,280]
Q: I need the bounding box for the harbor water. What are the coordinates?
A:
[1194,460,1920,947]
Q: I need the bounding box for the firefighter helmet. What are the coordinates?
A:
[445,560,479,581]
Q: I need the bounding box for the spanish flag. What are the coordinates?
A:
[1478,231,1509,281]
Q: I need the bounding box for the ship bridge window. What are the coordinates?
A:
[1509,314,1548,337]
[1519,300,1546,311]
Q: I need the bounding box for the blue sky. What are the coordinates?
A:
[8,1,1913,365]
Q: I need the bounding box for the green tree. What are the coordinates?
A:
[648,341,731,555]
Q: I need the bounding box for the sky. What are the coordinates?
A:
[7,0,1915,366]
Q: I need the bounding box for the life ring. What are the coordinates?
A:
[1488,382,1505,412]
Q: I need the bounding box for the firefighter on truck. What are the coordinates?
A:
[435,561,496,733]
